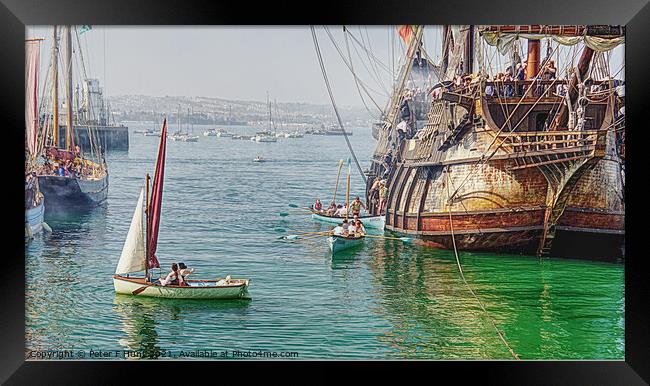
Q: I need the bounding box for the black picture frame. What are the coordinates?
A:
[2,0,648,383]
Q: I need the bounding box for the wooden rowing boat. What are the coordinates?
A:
[327,234,365,254]
[311,212,385,229]
[112,118,250,300]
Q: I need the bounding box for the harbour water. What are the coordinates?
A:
[25,123,624,359]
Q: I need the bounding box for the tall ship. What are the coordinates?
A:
[36,26,109,213]
[365,25,625,260]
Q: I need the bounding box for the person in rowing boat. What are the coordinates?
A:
[334,204,347,217]
[160,263,181,286]
[313,198,323,213]
[178,262,195,286]
[350,197,366,217]
[354,219,366,235]
[332,223,344,236]
[326,201,337,216]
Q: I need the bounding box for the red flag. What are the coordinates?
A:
[398,25,414,45]
[147,118,167,269]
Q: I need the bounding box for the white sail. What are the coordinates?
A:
[115,188,146,274]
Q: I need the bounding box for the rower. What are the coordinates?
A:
[313,198,323,212]
[333,223,344,235]
[350,196,365,217]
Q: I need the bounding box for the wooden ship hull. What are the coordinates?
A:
[365,25,624,260]
[38,173,109,213]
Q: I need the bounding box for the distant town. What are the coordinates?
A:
[107,94,374,128]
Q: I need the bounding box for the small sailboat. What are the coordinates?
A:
[113,118,250,300]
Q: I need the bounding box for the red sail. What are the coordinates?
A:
[147,118,167,269]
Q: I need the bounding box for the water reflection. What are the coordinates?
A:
[112,295,250,359]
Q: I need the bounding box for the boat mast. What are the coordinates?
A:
[267,91,272,133]
[464,25,474,74]
[145,173,150,280]
[65,25,74,150]
[345,160,350,222]
[52,26,59,148]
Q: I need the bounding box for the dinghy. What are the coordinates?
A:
[311,212,385,229]
[328,234,364,254]
[112,118,250,300]
[253,155,265,162]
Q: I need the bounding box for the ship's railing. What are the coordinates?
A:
[497,129,600,153]
[481,79,613,100]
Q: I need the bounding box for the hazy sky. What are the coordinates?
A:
[26,26,624,109]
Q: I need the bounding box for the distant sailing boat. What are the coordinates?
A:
[37,25,108,212]
[113,118,251,299]
[254,92,277,143]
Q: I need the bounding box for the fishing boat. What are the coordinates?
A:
[181,134,199,142]
[324,125,353,136]
[112,118,251,300]
[311,212,385,229]
[359,25,625,259]
[217,130,234,138]
[203,129,218,136]
[328,234,365,254]
[144,130,162,137]
[36,26,109,213]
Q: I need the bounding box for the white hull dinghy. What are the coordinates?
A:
[112,118,250,300]
[328,234,364,254]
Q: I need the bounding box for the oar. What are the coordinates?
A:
[132,284,150,295]
[285,233,329,242]
[280,230,332,240]
[364,234,413,243]
[279,211,314,217]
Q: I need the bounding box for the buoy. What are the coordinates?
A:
[42,222,52,233]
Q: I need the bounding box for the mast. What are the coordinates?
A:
[65,25,73,150]
[345,159,350,222]
[52,26,59,148]
[145,173,150,279]
[526,39,541,80]
[464,25,474,74]
[441,25,450,75]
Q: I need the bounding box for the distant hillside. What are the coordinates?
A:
[107,95,373,126]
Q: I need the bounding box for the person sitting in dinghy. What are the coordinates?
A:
[312,198,323,213]
[178,262,195,286]
[326,201,337,216]
[160,263,181,286]
[333,223,344,236]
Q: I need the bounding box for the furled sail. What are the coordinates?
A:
[115,188,146,274]
[146,118,167,270]
[25,40,41,158]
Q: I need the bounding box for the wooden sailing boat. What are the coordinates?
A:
[112,118,250,299]
[327,159,365,254]
[365,25,625,259]
[37,25,109,212]
[25,38,45,238]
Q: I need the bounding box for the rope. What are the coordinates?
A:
[445,168,521,360]
[311,26,367,184]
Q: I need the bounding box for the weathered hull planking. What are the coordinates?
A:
[38,173,109,213]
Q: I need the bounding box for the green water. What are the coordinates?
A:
[25,124,624,359]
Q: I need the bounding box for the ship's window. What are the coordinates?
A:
[534,113,549,131]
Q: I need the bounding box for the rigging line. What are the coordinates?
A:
[343,26,381,120]
[445,168,521,360]
[345,27,392,74]
[325,26,389,99]
[360,26,391,95]
[311,26,367,184]
[324,27,385,112]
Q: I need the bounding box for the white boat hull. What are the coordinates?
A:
[25,196,45,237]
[113,276,250,299]
[328,235,364,254]
[312,213,385,229]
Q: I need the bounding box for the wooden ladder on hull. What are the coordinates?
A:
[531,130,607,257]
